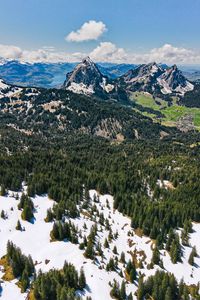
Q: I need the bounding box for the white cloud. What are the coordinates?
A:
[65,20,107,42]
[145,44,200,64]
[0,43,200,65]
[90,42,127,63]
[0,44,22,60]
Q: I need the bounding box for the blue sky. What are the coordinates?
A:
[0,0,199,64]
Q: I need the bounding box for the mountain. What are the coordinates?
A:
[119,62,194,96]
[0,60,77,88]
[63,57,128,101]
[157,64,194,95]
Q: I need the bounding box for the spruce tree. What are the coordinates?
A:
[120,280,126,299]
[16,220,22,231]
[21,270,29,292]
[151,245,160,265]
[79,267,86,290]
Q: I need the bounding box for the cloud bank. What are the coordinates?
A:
[65,20,107,42]
[0,43,200,65]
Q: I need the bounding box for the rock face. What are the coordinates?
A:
[119,63,194,96]
[63,57,114,96]
[63,57,128,101]
[157,65,194,95]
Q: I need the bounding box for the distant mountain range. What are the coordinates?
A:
[63,58,194,99]
[0,58,200,89]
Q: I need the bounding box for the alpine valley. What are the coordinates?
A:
[0,56,200,300]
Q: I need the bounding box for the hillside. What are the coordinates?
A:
[0,60,200,299]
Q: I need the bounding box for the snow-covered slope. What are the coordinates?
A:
[0,186,200,300]
[0,78,22,99]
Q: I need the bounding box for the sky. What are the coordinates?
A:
[0,0,200,64]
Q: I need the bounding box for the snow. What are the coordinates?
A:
[67,82,94,95]
[0,188,200,299]
[157,77,173,94]
[157,77,194,95]
[100,78,114,93]
[151,64,159,74]
[0,79,22,99]
[175,81,194,95]
[0,79,9,90]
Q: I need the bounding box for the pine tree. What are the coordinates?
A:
[50,222,59,240]
[120,280,126,299]
[113,245,118,254]
[45,208,54,222]
[110,280,120,299]
[1,210,6,219]
[151,245,160,265]
[170,236,182,264]
[79,267,86,290]
[21,270,29,292]
[137,276,144,300]
[165,287,172,300]
[120,251,126,264]
[84,240,94,259]
[0,184,6,196]
[16,220,22,231]
[188,247,196,266]
[104,238,109,248]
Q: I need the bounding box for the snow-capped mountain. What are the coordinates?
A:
[63,57,115,96]
[63,57,128,101]
[119,62,194,96]
[157,64,194,95]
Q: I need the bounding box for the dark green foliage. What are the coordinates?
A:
[137,270,191,300]
[50,220,78,243]
[169,235,182,264]
[0,184,6,196]
[188,246,198,266]
[18,194,34,222]
[0,110,200,254]
[21,270,30,292]
[151,245,160,265]
[1,209,6,219]
[84,240,94,259]
[33,261,85,300]
[106,258,116,272]
[45,208,54,222]
[6,241,34,282]
[79,267,86,290]
[120,252,126,264]
[126,260,136,282]
[16,220,22,231]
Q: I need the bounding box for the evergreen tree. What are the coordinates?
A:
[164,287,172,300]
[21,270,29,292]
[84,240,94,259]
[120,251,126,264]
[151,245,160,265]
[79,267,86,290]
[104,238,109,248]
[137,276,144,300]
[1,210,6,219]
[16,220,22,231]
[120,280,126,299]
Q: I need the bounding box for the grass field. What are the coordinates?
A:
[131,92,200,130]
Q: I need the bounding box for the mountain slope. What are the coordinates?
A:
[63,57,128,102]
[119,63,194,96]
[0,81,176,140]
